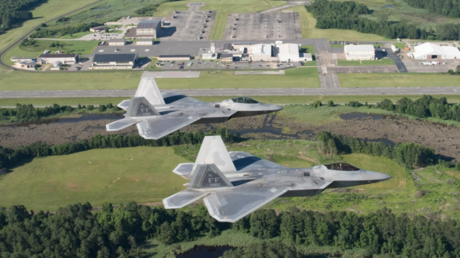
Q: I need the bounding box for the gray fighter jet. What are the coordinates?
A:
[163,136,391,223]
[106,77,282,140]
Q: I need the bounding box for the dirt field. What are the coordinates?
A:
[2,114,460,161]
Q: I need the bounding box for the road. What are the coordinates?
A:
[2,87,460,98]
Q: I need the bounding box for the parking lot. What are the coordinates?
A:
[224,13,301,40]
[403,59,460,73]
[160,10,216,41]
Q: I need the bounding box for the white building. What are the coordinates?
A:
[344,45,375,60]
[413,43,460,60]
[277,43,311,62]
[38,54,78,64]
[251,44,273,61]
[137,39,153,45]
[108,39,126,46]
[13,61,36,70]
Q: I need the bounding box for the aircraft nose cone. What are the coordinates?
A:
[271,105,283,112]
[373,172,392,182]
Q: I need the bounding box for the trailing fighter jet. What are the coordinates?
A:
[163,136,391,223]
[106,77,282,140]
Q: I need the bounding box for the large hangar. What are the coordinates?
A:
[344,45,375,60]
[412,43,460,60]
[90,53,138,69]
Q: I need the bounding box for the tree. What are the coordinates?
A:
[158,222,175,244]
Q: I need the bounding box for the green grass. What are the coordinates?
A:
[339,73,460,88]
[5,94,460,107]
[0,147,188,211]
[338,59,395,66]
[154,0,288,40]
[58,31,94,39]
[330,44,345,48]
[3,40,99,65]
[0,69,320,91]
[144,58,161,70]
[393,43,406,49]
[0,0,98,54]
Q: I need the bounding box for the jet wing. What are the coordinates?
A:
[203,178,289,222]
[229,151,287,171]
[162,92,204,105]
[136,113,201,140]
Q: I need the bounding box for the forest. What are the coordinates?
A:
[0,0,46,34]
[346,95,460,123]
[402,0,460,18]
[307,0,460,40]
[0,202,459,258]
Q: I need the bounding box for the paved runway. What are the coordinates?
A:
[2,87,460,98]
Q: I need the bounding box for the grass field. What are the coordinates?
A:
[338,59,395,66]
[59,31,94,39]
[0,69,320,91]
[339,73,460,88]
[0,0,98,54]
[289,6,387,41]
[0,147,188,211]
[3,41,99,65]
[393,43,406,49]
[154,0,288,40]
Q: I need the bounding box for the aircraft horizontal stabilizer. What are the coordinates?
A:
[173,163,195,179]
[106,117,141,131]
[117,100,131,111]
[163,189,209,209]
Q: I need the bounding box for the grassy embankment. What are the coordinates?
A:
[2,140,460,220]
[154,0,288,40]
[337,59,395,66]
[3,41,99,65]
[339,73,460,88]
[0,0,98,55]
[0,68,320,91]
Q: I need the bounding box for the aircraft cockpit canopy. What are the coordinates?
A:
[231,97,259,104]
[325,163,360,171]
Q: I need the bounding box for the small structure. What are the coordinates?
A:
[38,54,78,64]
[13,61,36,70]
[90,26,106,32]
[137,38,153,45]
[344,45,375,60]
[202,42,218,60]
[108,39,126,46]
[412,43,460,60]
[220,53,233,62]
[136,20,162,38]
[10,57,35,63]
[50,61,62,71]
[90,53,138,69]
[157,55,191,61]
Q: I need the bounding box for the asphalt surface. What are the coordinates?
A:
[383,48,408,73]
[2,87,460,98]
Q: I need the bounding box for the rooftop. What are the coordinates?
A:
[109,39,126,42]
[90,25,106,29]
[137,20,162,29]
[344,45,375,52]
[158,55,191,58]
[40,54,78,58]
[93,53,138,63]
[278,43,299,55]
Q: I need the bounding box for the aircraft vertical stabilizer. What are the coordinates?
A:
[135,77,165,105]
[193,136,237,173]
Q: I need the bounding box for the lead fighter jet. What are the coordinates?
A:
[163,136,391,223]
[106,77,282,140]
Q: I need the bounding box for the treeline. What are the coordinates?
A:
[317,131,435,168]
[29,22,102,38]
[448,65,460,75]
[402,0,460,18]
[3,203,458,257]
[348,95,460,122]
[307,0,460,40]
[0,127,240,169]
[0,103,120,123]
[0,202,228,257]
[0,0,45,34]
